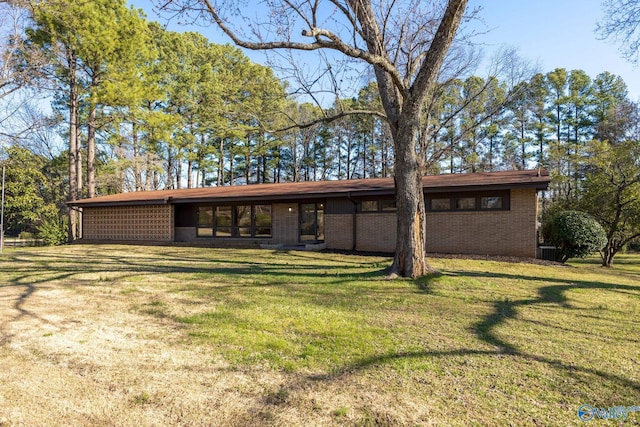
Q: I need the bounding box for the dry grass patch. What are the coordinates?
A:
[0,244,639,426]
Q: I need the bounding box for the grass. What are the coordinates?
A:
[0,244,639,426]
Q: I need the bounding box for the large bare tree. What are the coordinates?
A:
[597,0,640,65]
[159,0,469,278]
[1,0,40,139]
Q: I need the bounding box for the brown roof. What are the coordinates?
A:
[69,169,550,207]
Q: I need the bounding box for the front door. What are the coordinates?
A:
[299,202,324,243]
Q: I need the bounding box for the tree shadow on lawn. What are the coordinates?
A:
[1,250,384,284]
[307,270,640,396]
[6,248,639,402]
[0,249,392,346]
[0,270,77,345]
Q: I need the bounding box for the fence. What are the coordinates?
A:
[536,246,561,261]
[1,239,46,248]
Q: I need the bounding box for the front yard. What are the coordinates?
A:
[0,245,638,426]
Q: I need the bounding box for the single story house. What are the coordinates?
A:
[68,169,550,258]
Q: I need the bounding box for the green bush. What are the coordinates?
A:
[18,231,35,240]
[36,215,68,246]
[542,210,607,263]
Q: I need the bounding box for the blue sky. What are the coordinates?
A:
[469,0,639,99]
[133,0,639,100]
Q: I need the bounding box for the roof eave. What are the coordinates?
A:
[67,199,168,208]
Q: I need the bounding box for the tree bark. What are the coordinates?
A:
[176,149,182,189]
[218,138,224,186]
[187,159,193,189]
[389,114,429,278]
[68,51,79,242]
[87,84,97,198]
[167,147,174,189]
[133,123,142,191]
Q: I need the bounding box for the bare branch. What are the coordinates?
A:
[269,108,387,132]
[410,0,467,106]
[198,0,406,92]
[597,0,640,64]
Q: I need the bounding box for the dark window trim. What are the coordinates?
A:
[196,203,273,238]
[454,196,477,211]
[426,190,510,212]
[356,197,397,213]
[429,197,452,212]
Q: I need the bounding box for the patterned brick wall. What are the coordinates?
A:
[82,205,174,241]
[325,214,354,250]
[425,189,538,257]
[356,213,396,253]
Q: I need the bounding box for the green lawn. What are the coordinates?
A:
[1,245,639,426]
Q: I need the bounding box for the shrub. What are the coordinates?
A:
[542,210,607,263]
[36,214,68,246]
[18,231,35,240]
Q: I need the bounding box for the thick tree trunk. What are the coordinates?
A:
[601,243,617,268]
[389,116,430,278]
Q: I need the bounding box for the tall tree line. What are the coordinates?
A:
[1,1,638,252]
[11,1,635,194]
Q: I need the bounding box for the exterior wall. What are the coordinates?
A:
[175,226,195,242]
[325,213,397,253]
[425,189,538,257]
[356,213,396,253]
[174,226,265,248]
[81,188,540,257]
[83,205,173,241]
[325,214,354,250]
[272,203,299,245]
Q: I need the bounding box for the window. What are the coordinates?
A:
[215,206,232,237]
[197,207,213,236]
[430,198,451,211]
[195,204,272,238]
[236,205,252,237]
[254,205,272,237]
[359,199,397,213]
[360,201,378,212]
[427,190,510,212]
[455,197,476,210]
[481,196,503,210]
[381,200,397,212]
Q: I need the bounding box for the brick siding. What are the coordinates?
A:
[355,213,396,252]
[325,213,397,253]
[425,189,538,257]
[326,189,538,257]
[325,214,354,250]
[82,205,174,241]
